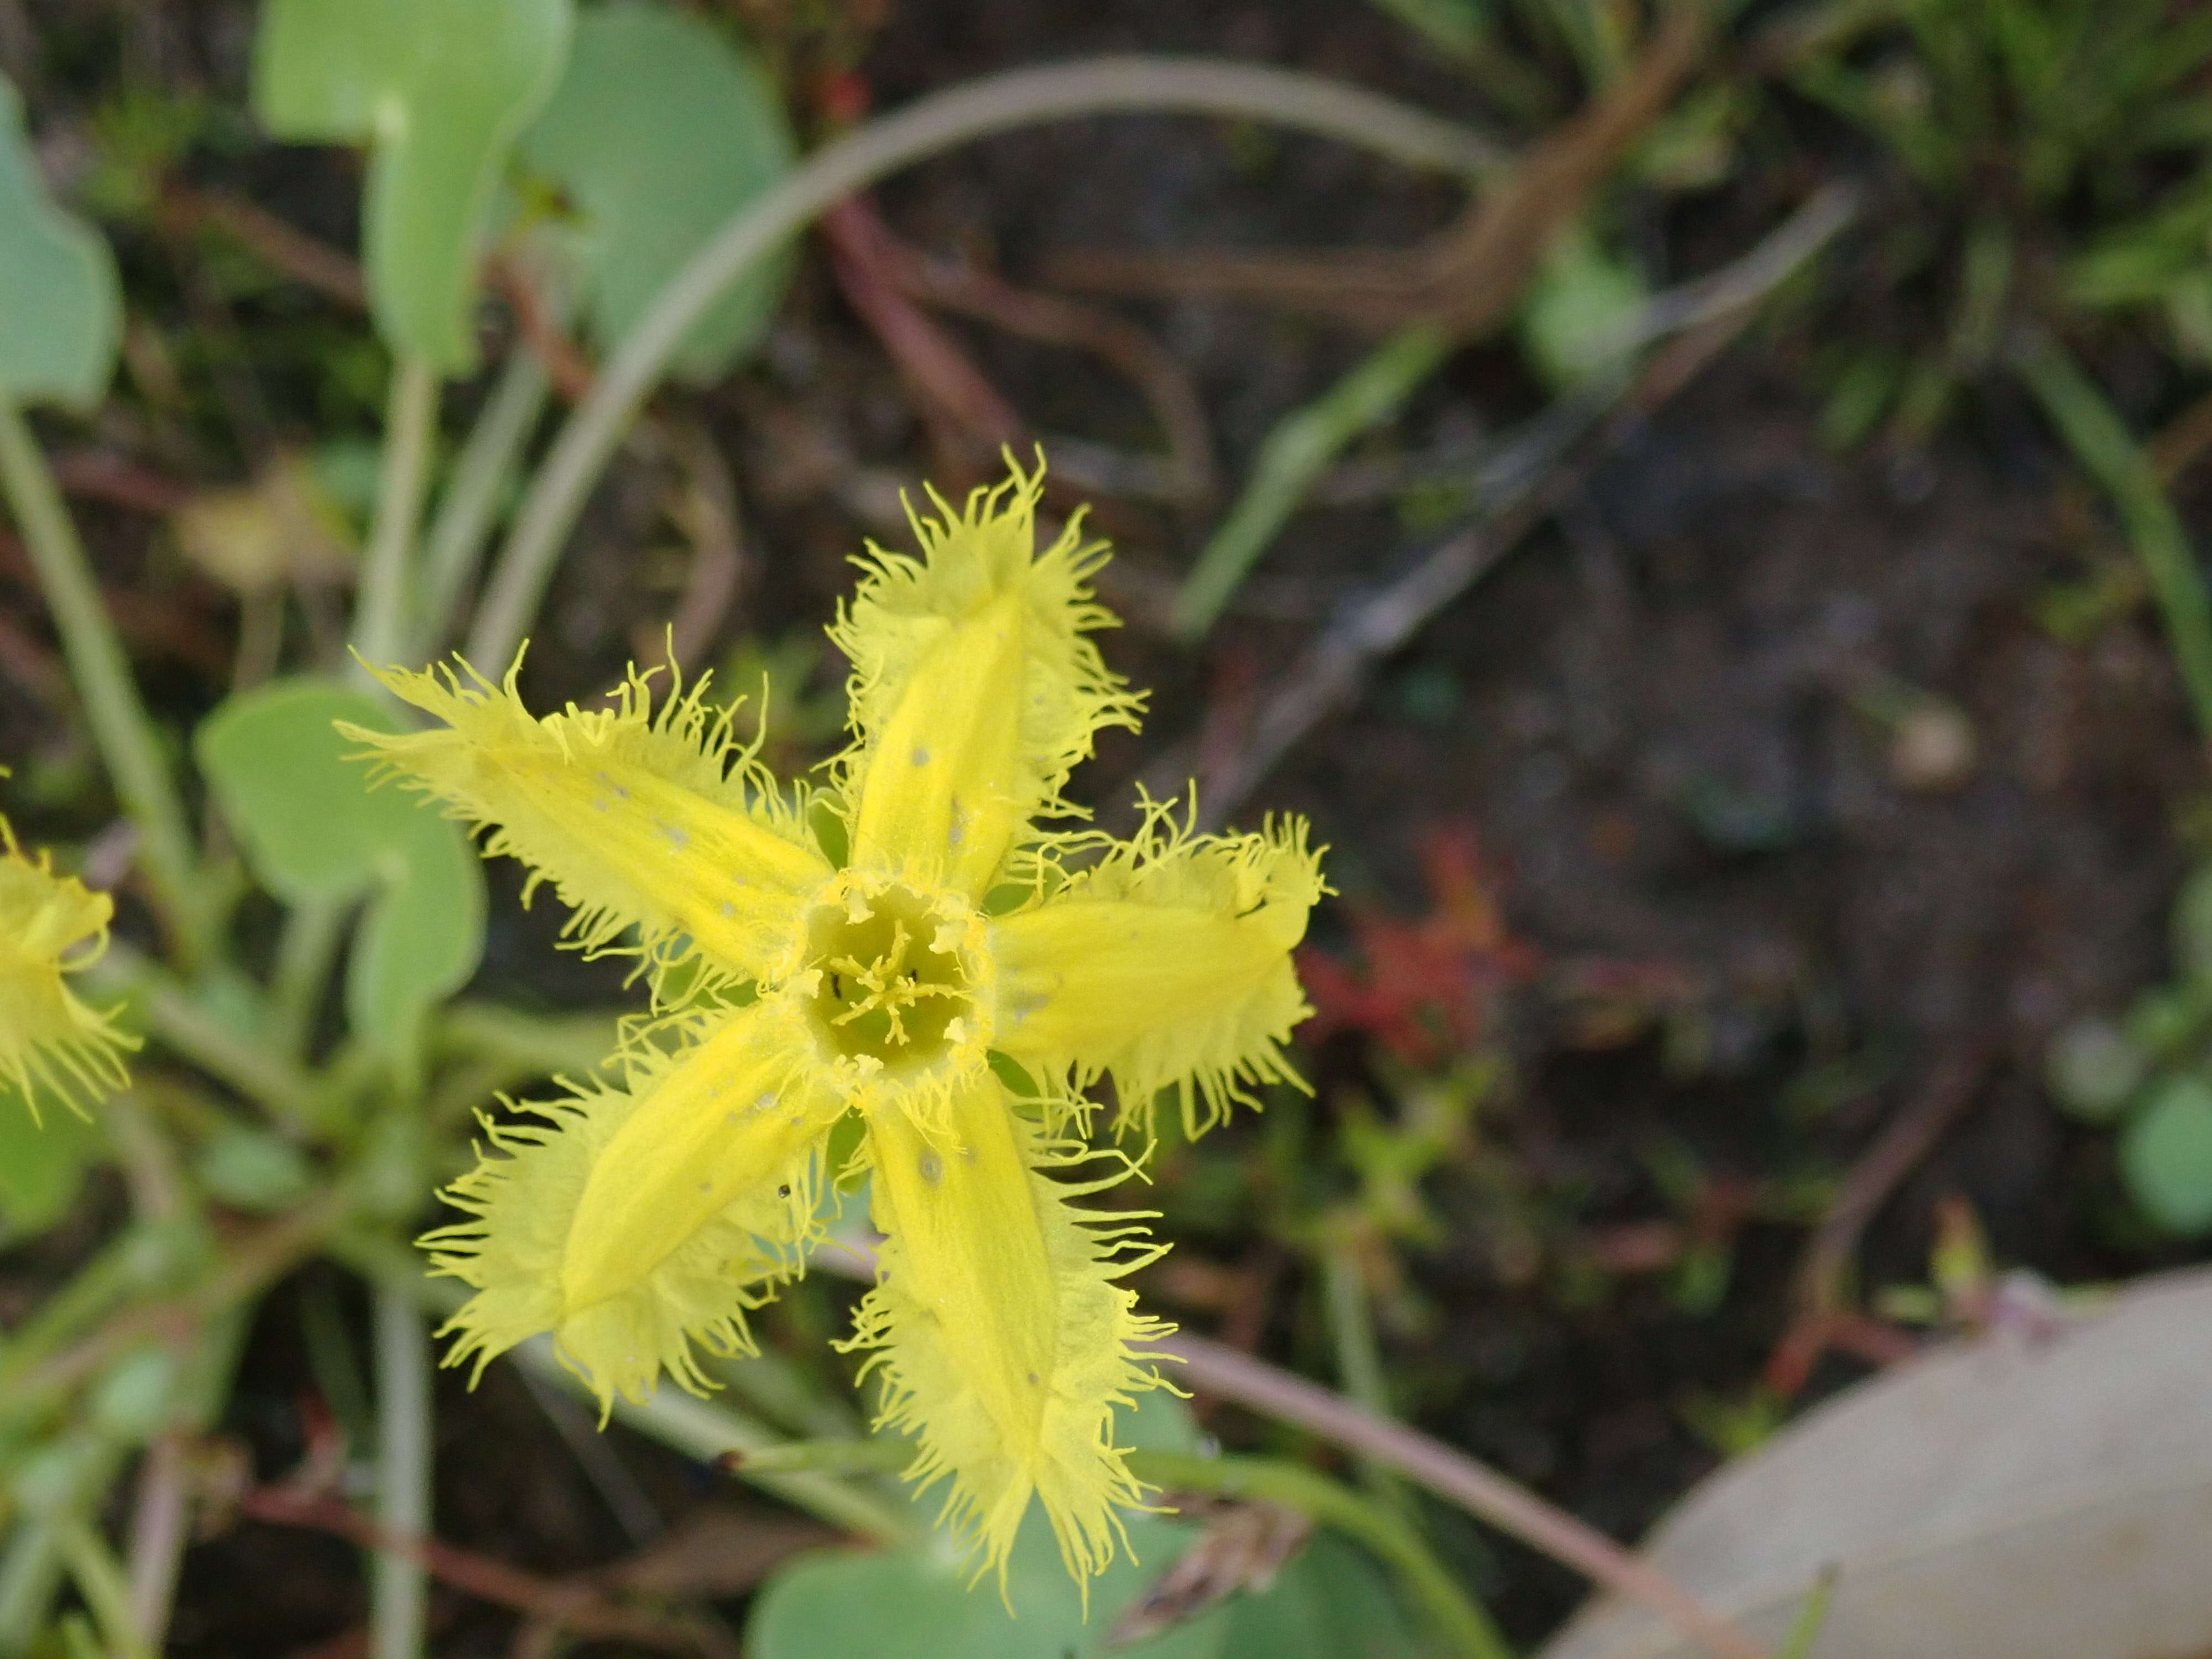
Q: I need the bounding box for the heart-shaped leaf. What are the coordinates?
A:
[252,0,573,372]
[0,75,121,406]
[196,679,484,1064]
[519,1,796,383]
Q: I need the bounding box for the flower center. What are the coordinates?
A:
[799,879,982,1071]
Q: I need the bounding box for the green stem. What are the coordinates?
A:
[87,945,317,1125]
[370,1288,431,1659]
[0,1521,61,1659]
[468,57,1502,669]
[723,1438,909,1477]
[268,898,348,1063]
[2013,331,2212,742]
[349,357,440,688]
[1321,1244,1412,1509]
[330,1233,918,1546]
[414,345,549,661]
[1129,1451,1510,1659]
[1173,322,1454,641]
[53,1521,151,1659]
[0,397,208,964]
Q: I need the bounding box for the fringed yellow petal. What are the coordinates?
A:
[833,457,1142,896]
[844,1078,1172,1592]
[0,819,135,1120]
[992,806,1326,1136]
[422,1005,842,1411]
[349,655,830,984]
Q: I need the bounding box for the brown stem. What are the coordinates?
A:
[1160,1333,1767,1659]
[879,241,1217,502]
[237,1490,724,1656]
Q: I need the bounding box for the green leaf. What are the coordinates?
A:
[251,0,573,371]
[2045,1015,2150,1124]
[749,1507,1228,1659]
[346,813,487,1061]
[196,681,425,903]
[1215,1532,1415,1659]
[750,1393,1218,1659]
[2121,1071,2212,1235]
[0,1100,98,1241]
[0,76,122,406]
[196,677,485,1058]
[1516,220,1647,393]
[519,0,796,382]
[195,1124,315,1213]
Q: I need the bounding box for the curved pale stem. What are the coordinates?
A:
[349,357,440,689]
[466,56,1505,667]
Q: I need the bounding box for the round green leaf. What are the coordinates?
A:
[2121,1072,2212,1235]
[195,680,419,902]
[196,676,486,1059]
[519,1,797,383]
[2045,1015,2149,1124]
[1517,221,1647,393]
[252,0,573,371]
[0,76,121,405]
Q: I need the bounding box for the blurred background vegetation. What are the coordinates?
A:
[9,1,2212,1656]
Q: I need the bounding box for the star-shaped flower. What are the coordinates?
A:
[0,807,135,1121]
[348,461,1325,1585]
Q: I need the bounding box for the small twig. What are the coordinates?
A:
[123,1436,190,1651]
[1044,7,1706,333]
[2,1191,349,1417]
[237,1490,719,1656]
[659,418,748,671]
[1169,183,1861,824]
[1161,1334,1767,1659]
[489,257,596,404]
[161,185,368,310]
[822,196,1023,482]
[880,240,1217,502]
[1793,1041,1996,1318]
[470,54,1510,669]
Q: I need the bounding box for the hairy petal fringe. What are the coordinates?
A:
[843,1083,1173,1594]
[346,653,831,987]
[831,455,1144,894]
[0,819,135,1120]
[990,801,1328,1136]
[422,1008,839,1413]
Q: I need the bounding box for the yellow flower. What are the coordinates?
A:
[0,811,135,1119]
[349,461,1325,1587]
